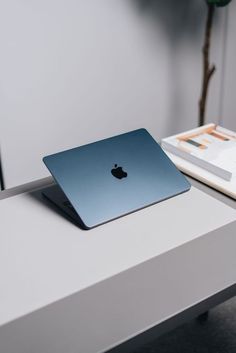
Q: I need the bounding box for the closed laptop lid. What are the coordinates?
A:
[43,129,191,228]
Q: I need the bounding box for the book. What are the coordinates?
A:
[161,124,236,200]
[164,151,236,200]
[161,124,236,181]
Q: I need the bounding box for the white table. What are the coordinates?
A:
[0,177,235,353]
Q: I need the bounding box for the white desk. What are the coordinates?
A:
[0,178,236,353]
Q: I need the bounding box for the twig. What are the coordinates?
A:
[199,3,216,126]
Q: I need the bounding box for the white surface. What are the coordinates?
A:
[0,0,227,188]
[0,186,235,327]
[0,221,235,353]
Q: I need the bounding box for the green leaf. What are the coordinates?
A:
[206,0,232,7]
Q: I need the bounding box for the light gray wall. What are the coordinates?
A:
[220,1,236,131]
[0,0,233,189]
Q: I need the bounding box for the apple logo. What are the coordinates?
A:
[111,164,128,180]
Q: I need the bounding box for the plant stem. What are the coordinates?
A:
[199,3,216,126]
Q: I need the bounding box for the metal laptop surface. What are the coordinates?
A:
[43,129,191,229]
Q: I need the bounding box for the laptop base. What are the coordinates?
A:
[42,185,87,229]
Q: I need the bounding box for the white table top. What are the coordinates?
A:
[0,184,235,329]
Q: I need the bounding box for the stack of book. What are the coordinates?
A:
[161,123,236,199]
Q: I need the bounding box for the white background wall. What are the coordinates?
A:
[0,0,234,189]
[220,0,236,131]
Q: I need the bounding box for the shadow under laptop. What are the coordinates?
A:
[28,184,86,230]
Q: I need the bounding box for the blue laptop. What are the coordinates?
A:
[43,128,191,229]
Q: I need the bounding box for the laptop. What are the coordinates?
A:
[42,128,191,229]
